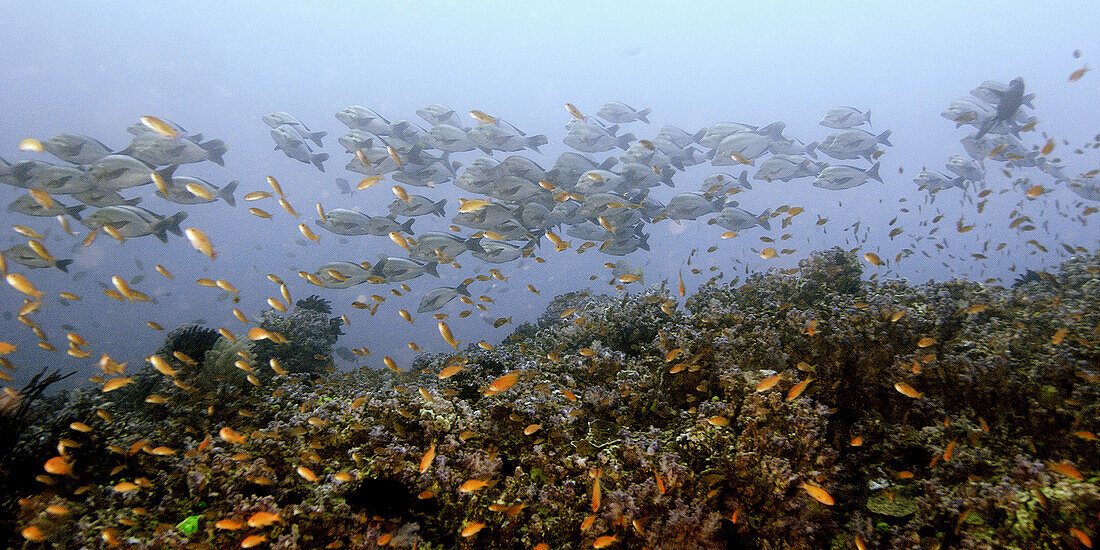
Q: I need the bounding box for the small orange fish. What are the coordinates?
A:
[1046,461,1084,481]
[894,381,922,399]
[756,373,782,392]
[469,110,496,124]
[140,115,180,139]
[489,372,519,392]
[593,534,618,548]
[184,228,216,259]
[246,511,280,528]
[565,103,585,120]
[44,456,72,475]
[458,479,490,493]
[241,534,267,548]
[438,321,459,349]
[799,482,835,505]
[863,252,884,266]
[1051,328,1068,345]
[1068,65,1090,82]
[1070,527,1092,548]
[460,521,485,537]
[419,444,436,473]
[787,377,813,401]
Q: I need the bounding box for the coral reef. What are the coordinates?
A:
[5,249,1098,549]
[251,295,344,378]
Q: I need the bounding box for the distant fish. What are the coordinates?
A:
[596,102,651,124]
[262,112,326,147]
[819,107,871,130]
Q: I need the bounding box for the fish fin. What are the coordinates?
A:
[691,127,706,142]
[400,218,415,234]
[66,204,87,221]
[757,209,772,231]
[153,211,188,242]
[152,164,177,184]
[456,282,471,297]
[636,108,651,123]
[432,199,447,217]
[738,170,752,190]
[310,153,329,172]
[186,133,204,143]
[478,146,494,156]
[877,130,892,147]
[606,124,620,137]
[526,134,548,153]
[597,157,619,171]
[423,261,439,278]
[198,140,227,166]
[54,259,75,273]
[864,109,873,131]
[758,121,785,138]
[438,152,456,176]
[307,130,327,148]
[466,236,486,254]
[616,133,636,151]
[867,161,883,184]
[637,233,650,251]
[660,167,676,187]
[220,180,239,207]
[671,159,685,171]
[804,141,818,160]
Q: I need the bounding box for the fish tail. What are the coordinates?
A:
[867,161,883,184]
[423,262,439,278]
[154,211,188,243]
[432,199,447,217]
[616,133,636,151]
[636,108,651,123]
[400,218,415,234]
[877,130,892,147]
[738,170,752,190]
[310,152,329,172]
[54,258,75,273]
[67,204,87,220]
[308,130,327,148]
[220,180,239,207]
[757,209,773,231]
[456,282,471,297]
[865,109,873,131]
[466,236,486,254]
[198,139,227,166]
[804,141,819,160]
[660,167,676,187]
[526,134,548,153]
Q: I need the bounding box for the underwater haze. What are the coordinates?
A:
[2,1,1099,381]
[1,1,1099,548]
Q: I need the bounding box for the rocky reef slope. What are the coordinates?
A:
[4,249,1098,549]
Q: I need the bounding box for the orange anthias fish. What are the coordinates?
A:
[799,482,835,505]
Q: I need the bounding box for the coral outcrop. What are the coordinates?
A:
[6,249,1098,549]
